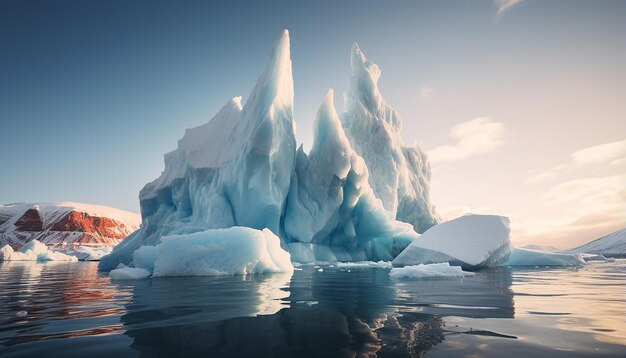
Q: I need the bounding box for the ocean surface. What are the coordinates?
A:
[0,260,625,357]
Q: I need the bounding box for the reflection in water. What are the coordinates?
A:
[120,266,515,357]
[393,267,515,319]
[1,261,625,357]
[0,262,128,349]
[513,261,626,346]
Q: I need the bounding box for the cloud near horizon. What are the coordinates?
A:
[428,117,505,163]
[511,173,626,248]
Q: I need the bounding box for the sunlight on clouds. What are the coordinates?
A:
[513,174,626,248]
[428,117,505,163]
[571,139,626,166]
[526,139,626,184]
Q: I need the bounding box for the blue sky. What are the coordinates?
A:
[1,0,624,247]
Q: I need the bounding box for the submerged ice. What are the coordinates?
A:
[100,29,436,271]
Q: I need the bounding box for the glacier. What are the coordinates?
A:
[392,215,512,269]
[100,29,434,271]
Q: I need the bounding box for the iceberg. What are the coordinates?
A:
[392,215,511,269]
[0,240,78,262]
[100,29,436,270]
[390,262,475,279]
[504,248,585,267]
[342,44,439,233]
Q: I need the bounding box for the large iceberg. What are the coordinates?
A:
[342,44,439,233]
[392,215,512,269]
[100,30,436,270]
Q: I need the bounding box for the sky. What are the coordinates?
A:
[1,0,624,248]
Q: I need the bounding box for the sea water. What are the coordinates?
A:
[0,260,625,357]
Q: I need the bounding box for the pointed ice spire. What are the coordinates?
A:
[310,89,352,179]
[245,29,294,115]
[351,43,381,84]
[347,43,383,116]
[312,89,350,155]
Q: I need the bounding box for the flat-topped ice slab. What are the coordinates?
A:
[392,215,511,269]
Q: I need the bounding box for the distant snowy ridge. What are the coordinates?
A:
[0,202,140,250]
[567,228,626,257]
[100,29,435,270]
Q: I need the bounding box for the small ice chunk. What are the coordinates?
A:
[504,248,585,266]
[71,247,112,261]
[109,267,151,280]
[389,262,474,279]
[334,261,392,268]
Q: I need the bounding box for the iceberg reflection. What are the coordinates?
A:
[119,266,514,357]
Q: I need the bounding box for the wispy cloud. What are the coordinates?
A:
[419,85,433,101]
[428,117,505,163]
[494,0,524,17]
[571,139,626,166]
[526,139,626,184]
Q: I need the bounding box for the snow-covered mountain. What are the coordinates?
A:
[567,228,626,257]
[100,30,436,270]
[0,202,140,250]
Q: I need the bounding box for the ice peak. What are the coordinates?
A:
[312,89,350,156]
[243,29,294,118]
[267,29,293,107]
[316,89,340,131]
[350,42,381,84]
